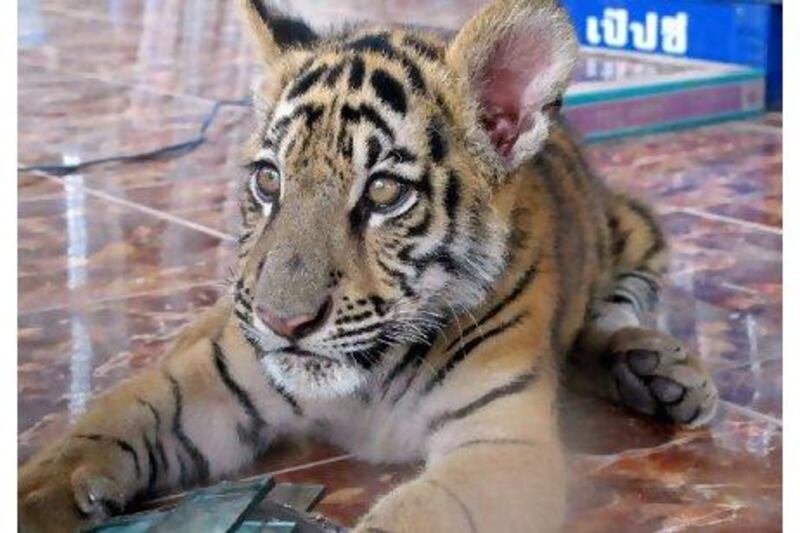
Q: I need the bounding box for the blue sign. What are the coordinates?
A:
[561,0,782,107]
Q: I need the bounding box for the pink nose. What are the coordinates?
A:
[256,297,332,340]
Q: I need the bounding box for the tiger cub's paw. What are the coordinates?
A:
[606,327,719,427]
[19,451,125,533]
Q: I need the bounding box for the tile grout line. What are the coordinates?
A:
[19,57,225,106]
[720,400,782,427]
[17,281,226,317]
[713,354,782,374]
[20,52,256,106]
[33,6,145,28]
[266,453,354,477]
[84,187,238,242]
[141,453,354,509]
[35,172,238,243]
[675,207,782,235]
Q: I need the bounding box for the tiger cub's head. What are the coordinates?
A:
[234,0,577,397]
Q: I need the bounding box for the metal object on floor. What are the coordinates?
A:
[86,478,339,533]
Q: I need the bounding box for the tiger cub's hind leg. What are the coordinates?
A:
[571,197,718,427]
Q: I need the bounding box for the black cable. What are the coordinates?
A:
[18,98,251,176]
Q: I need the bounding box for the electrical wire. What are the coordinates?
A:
[18,98,251,176]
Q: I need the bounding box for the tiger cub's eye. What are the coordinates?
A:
[252,162,280,202]
[367,177,405,209]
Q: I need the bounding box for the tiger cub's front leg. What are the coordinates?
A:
[357,364,564,533]
[18,302,296,532]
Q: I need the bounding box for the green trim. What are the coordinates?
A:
[565,69,764,107]
[583,109,764,143]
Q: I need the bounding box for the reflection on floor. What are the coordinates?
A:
[18,1,781,531]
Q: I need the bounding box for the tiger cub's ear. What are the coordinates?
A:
[239,0,317,67]
[447,0,578,169]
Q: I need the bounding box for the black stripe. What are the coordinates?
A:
[370,323,435,403]
[619,271,661,306]
[349,199,370,232]
[445,257,539,352]
[546,140,603,273]
[271,113,293,136]
[235,291,253,312]
[608,215,629,258]
[370,295,388,317]
[155,438,169,475]
[402,35,443,62]
[137,398,161,429]
[626,199,667,262]
[424,479,478,533]
[236,422,260,450]
[211,341,266,449]
[348,341,390,370]
[298,104,325,129]
[142,435,158,494]
[542,143,588,279]
[443,170,460,231]
[427,118,447,163]
[272,103,325,149]
[616,286,645,312]
[334,310,374,325]
[399,54,426,93]
[395,168,461,279]
[381,338,434,395]
[238,229,253,245]
[234,308,250,323]
[532,155,570,353]
[405,209,432,237]
[76,434,141,479]
[347,33,394,55]
[370,69,407,114]
[177,453,189,488]
[346,33,426,93]
[348,56,365,89]
[325,60,347,87]
[605,292,637,308]
[243,328,266,357]
[137,398,169,474]
[166,374,210,483]
[331,321,384,340]
[340,103,395,141]
[388,147,417,164]
[551,136,610,270]
[374,256,416,298]
[367,135,382,169]
[358,104,394,141]
[287,63,328,99]
[435,92,453,121]
[424,313,526,395]
[347,136,356,160]
[418,166,433,198]
[266,375,303,416]
[428,371,538,432]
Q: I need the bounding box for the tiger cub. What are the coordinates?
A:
[18,0,718,531]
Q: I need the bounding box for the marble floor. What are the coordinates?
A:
[18,1,782,531]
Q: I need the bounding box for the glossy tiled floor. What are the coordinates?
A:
[18,1,782,531]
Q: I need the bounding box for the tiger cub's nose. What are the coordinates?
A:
[256,297,332,340]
